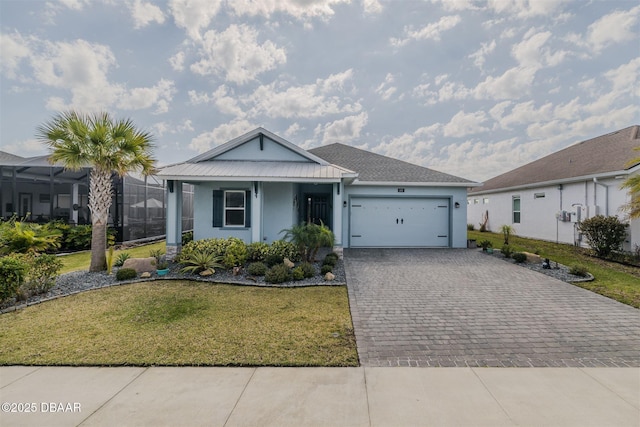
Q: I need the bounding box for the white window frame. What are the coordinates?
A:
[512,196,521,224]
[224,190,246,227]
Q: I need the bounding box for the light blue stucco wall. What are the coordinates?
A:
[342,185,468,248]
[262,182,296,243]
[193,181,252,242]
[215,136,312,162]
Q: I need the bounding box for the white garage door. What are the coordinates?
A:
[349,197,450,247]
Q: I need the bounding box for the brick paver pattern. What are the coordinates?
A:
[344,249,640,367]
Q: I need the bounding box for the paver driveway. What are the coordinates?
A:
[344,249,640,367]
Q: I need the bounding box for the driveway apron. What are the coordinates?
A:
[343,248,640,367]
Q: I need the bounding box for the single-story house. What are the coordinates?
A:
[157,127,479,257]
[467,125,640,251]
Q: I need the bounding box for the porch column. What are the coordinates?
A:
[251,181,263,243]
[333,182,343,247]
[165,180,183,260]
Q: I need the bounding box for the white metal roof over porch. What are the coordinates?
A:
[156,160,356,182]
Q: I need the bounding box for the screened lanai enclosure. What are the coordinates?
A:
[0,151,193,243]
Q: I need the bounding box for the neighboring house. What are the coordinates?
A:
[158,127,478,257]
[0,150,193,243]
[467,125,640,251]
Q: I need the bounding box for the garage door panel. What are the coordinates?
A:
[350,197,449,247]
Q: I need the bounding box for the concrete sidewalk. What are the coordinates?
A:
[1,366,638,426]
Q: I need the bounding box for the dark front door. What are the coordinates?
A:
[304,193,331,228]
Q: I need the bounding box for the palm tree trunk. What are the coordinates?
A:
[88,169,113,272]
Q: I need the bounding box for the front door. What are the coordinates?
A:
[304,193,331,228]
[19,193,32,219]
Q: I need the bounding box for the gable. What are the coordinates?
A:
[187,127,328,165]
[215,135,312,162]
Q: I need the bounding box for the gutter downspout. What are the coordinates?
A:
[593,177,609,216]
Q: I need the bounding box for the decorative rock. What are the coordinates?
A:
[324,272,335,281]
[233,266,243,276]
[140,272,151,278]
[283,258,295,268]
[199,268,214,276]
[523,252,542,264]
[122,257,156,274]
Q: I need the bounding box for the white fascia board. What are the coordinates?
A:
[470,170,632,195]
[158,175,342,183]
[348,180,480,187]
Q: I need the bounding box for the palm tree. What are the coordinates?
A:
[37,111,156,271]
[621,146,640,219]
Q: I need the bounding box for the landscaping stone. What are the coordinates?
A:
[523,251,542,263]
[283,258,295,268]
[140,272,151,278]
[324,272,335,281]
[199,268,214,276]
[122,257,156,273]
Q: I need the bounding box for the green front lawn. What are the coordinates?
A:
[469,230,640,308]
[0,281,358,366]
[59,241,166,274]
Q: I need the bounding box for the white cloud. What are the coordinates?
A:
[168,51,185,71]
[285,123,304,138]
[375,125,439,166]
[0,32,31,79]
[169,0,223,40]
[190,24,286,84]
[117,79,176,114]
[362,0,383,14]
[229,0,349,20]
[587,5,640,53]
[604,57,640,93]
[318,112,368,145]
[469,39,496,71]
[130,0,165,29]
[443,110,489,137]
[391,15,461,46]
[2,138,48,157]
[487,0,570,19]
[375,73,397,101]
[189,119,255,153]
[473,66,537,100]
[210,85,246,117]
[248,71,361,119]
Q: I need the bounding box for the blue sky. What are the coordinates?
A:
[1,0,638,181]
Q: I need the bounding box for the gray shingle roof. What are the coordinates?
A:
[0,150,26,165]
[470,125,640,194]
[309,143,475,184]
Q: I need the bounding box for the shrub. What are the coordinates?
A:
[247,242,270,261]
[0,257,27,302]
[0,220,62,255]
[23,254,63,295]
[292,266,305,281]
[222,238,248,268]
[265,253,284,267]
[500,225,515,245]
[578,215,627,258]
[114,252,131,267]
[265,263,292,284]
[65,225,93,250]
[512,252,527,263]
[297,262,316,278]
[268,240,299,262]
[280,222,334,262]
[478,240,493,251]
[182,231,193,245]
[323,255,337,267]
[501,244,513,258]
[321,264,333,275]
[467,223,475,231]
[569,265,589,277]
[116,268,137,281]
[247,262,267,276]
[179,251,224,275]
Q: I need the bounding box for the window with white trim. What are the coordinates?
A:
[512,196,521,224]
[224,190,246,227]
